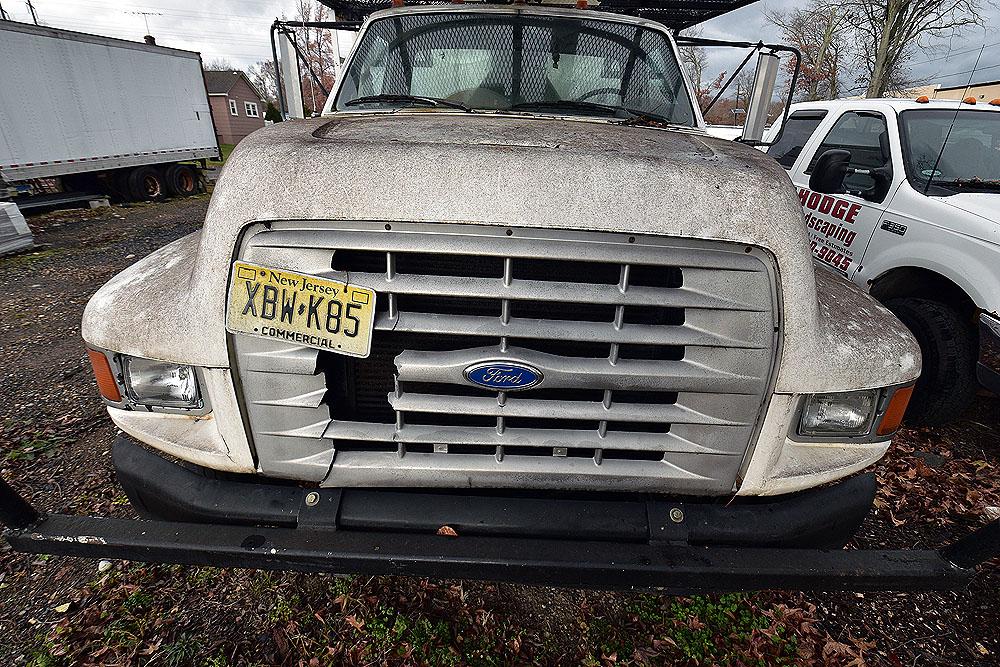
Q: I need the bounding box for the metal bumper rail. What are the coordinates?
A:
[2,477,998,593]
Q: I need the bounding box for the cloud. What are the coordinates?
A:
[697,0,1000,94]
[6,0,999,89]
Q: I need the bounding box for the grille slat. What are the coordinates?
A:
[235,222,778,494]
[256,228,767,271]
[394,347,764,394]
[377,313,765,348]
[388,393,747,426]
[323,421,732,454]
[332,271,758,310]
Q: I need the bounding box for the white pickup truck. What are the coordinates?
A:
[765,99,1000,424]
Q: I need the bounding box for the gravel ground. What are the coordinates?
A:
[0,197,996,666]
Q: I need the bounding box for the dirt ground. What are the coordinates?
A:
[0,197,997,666]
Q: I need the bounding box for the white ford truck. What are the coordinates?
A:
[764,99,1000,424]
[76,5,922,559]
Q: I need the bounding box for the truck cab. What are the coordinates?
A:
[80,5,920,552]
[765,99,1000,424]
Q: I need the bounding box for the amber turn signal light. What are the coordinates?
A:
[87,349,122,402]
[877,385,913,436]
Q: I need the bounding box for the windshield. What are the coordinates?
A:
[900,109,1000,193]
[334,12,696,125]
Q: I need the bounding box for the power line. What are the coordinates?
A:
[909,60,1000,86]
[909,40,1000,67]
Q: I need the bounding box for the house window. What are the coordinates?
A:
[245,101,259,118]
[229,99,238,116]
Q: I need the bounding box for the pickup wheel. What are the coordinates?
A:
[126,166,167,201]
[884,297,976,426]
[164,163,199,197]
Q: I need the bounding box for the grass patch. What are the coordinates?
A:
[207,143,235,166]
[0,247,64,269]
[5,433,67,462]
[156,633,202,667]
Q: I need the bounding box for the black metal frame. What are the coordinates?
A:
[270,19,363,119]
[270,5,801,147]
[674,35,801,147]
[2,444,999,591]
[314,0,760,29]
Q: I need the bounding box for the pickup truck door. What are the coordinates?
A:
[784,109,897,280]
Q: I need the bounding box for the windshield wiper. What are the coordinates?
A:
[931,178,1000,192]
[344,94,473,112]
[508,99,671,124]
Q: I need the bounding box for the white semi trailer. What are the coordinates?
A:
[0,21,219,207]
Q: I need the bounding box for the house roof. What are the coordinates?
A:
[203,69,264,100]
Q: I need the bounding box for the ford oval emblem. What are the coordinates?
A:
[464,361,543,391]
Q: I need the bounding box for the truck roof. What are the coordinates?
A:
[789,98,1000,114]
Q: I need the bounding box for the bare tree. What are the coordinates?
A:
[202,57,237,71]
[731,70,755,112]
[844,0,987,97]
[767,1,852,101]
[678,29,709,98]
[247,60,279,105]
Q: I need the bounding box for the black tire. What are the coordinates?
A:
[110,169,133,201]
[164,163,199,197]
[884,297,976,426]
[126,166,167,201]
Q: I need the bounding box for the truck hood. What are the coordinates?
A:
[83,113,920,394]
[207,112,812,261]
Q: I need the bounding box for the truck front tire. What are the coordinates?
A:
[884,297,976,426]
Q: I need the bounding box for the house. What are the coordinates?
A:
[204,69,266,146]
[906,80,1000,103]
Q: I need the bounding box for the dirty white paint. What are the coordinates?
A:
[81,111,922,494]
[107,368,255,473]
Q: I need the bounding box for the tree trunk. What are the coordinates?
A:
[808,9,837,101]
[866,0,901,97]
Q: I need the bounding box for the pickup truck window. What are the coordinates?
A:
[899,109,1000,193]
[334,12,695,125]
[807,110,892,202]
[766,110,827,168]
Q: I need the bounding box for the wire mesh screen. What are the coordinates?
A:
[335,12,695,124]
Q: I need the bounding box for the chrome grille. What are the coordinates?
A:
[232,221,778,493]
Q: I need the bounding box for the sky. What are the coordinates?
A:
[2,0,998,94]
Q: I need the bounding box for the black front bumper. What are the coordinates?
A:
[3,435,997,592]
[112,435,872,550]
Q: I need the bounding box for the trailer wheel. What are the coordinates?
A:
[164,164,199,197]
[127,167,166,201]
[883,297,976,426]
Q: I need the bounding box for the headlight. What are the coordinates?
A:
[123,357,201,409]
[798,390,877,436]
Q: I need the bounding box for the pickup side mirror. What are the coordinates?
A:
[809,149,851,194]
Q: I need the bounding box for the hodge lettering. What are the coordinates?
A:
[798,188,862,224]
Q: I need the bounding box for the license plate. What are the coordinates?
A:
[225,261,377,358]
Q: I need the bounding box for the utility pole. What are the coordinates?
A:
[26,0,38,24]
